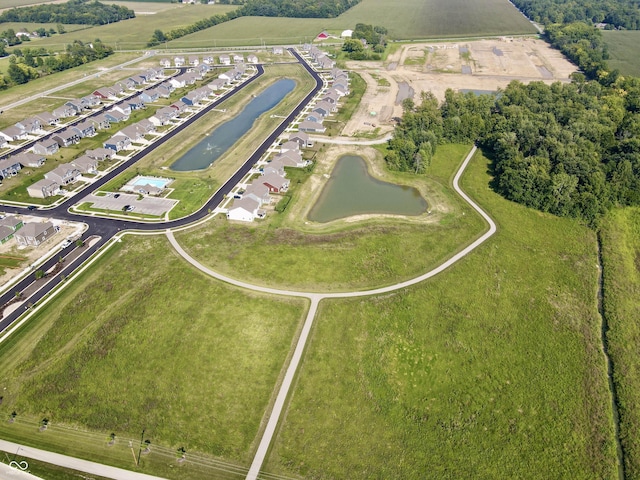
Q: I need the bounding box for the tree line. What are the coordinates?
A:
[0,0,134,25]
[510,0,640,29]
[0,40,113,89]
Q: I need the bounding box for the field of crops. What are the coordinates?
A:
[603,30,640,76]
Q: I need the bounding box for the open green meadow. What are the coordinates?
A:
[167,0,536,49]
[601,207,640,478]
[0,234,307,479]
[602,31,640,77]
[264,149,617,479]
[175,144,487,292]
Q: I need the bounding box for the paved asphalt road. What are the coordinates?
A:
[0,49,324,333]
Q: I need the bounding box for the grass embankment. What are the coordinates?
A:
[167,0,535,49]
[0,235,306,479]
[602,31,640,77]
[323,72,365,137]
[102,63,315,220]
[600,207,640,477]
[175,144,486,291]
[1,458,113,480]
[264,149,617,479]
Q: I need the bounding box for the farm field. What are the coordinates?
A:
[264,149,618,479]
[0,234,307,479]
[8,3,237,51]
[167,0,536,49]
[600,207,640,478]
[602,31,640,77]
[175,144,486,291]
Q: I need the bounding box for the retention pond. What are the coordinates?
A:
[170,78,296,171]
[308,155,428,223]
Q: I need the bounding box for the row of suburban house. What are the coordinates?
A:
[302,44,336,70]
[297,68,350,134]
[161,53,258,68]
[27,148,114,198]
[0,215,59,247]
[103,119,157,152]
[227,131,313,222]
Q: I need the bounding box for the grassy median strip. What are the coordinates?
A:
[0,235,307,479]
[264,149,617,479]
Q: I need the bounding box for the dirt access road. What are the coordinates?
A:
[343,37,577,136]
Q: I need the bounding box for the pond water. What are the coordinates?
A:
[170,78,296,171]
[308,155,428,223]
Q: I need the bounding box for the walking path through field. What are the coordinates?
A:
[167,145,497,480]
[0,440,167,480]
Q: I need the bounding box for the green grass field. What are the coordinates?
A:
[166,0,536,49]
[175,144,487,291]
[600,207,640,478]
[264,149,617,479]
[603,31,640,77]
[0,234,307,479]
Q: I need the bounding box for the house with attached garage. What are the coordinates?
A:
[272,46,284,55]
[247,54,258,64]
[219,54,231,65]
[261,173,290,193]
[85,148,114,161]
[227,197,262,222]
[274,149,305,168]
[14,152,45,168]
[207,78,227,91]
[137,119,156,135]
[15,118,42,134]
[27,178,59,198]
[104,110,128,123]
[174,56,185,67]
[111,83,126,96]
[45,164,81,185]
[170,101,188,115]
[203,55,214,65]
[313,100,334,116]
[113,104,132,117]
[262,159,285,177]
[233,53,244,63]
[280,141,300,154]
[118,125,144,143]
[93,87,119,101]
[289,131,313,148]
[0,137,7,149]
[89,113,110,130]
[35,111,59,126]
[71,120,96,139]
[188,55,199,67]
[0,216,23,243]
[128,75,145,87]
[71,155,99,174]
[81,94,101,108]
[52,129,81,147]
[305,113,323,124]
[155,84,172,98]
[32,139,59,156]
[244,182,271,205]
[160,58,171,68]
[52,104,76,118]
[0,158,21,179]
[103,133,132,152]
[298,120,326,133]
[14,221,57,246]
[150,106,177,126]
[127,96,145,111]
[0,126,28,142]
[0,225,14,244]
[139,89,160,104]
[64,99,85,115]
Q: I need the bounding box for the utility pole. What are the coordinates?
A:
[136,428,146,466]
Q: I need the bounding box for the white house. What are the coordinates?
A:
[227,197,261,222]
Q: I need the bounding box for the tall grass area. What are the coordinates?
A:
[167,0,536,49]
[0,235,306,479]
[175,144,486,291]
[600,207,640,478]
[264,150,617,479]
[602,31,640,77]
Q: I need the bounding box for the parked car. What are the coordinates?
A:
[27,205,37,210]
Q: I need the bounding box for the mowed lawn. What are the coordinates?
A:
[601,207,640,478]
[0,235,306,478]
[175,144,487,292]
[602,31,640,77]
[264,150,618,479]
[167,0,536,48]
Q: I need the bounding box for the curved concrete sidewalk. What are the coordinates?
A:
[166,145,496,480]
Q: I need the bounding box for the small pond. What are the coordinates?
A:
[308,155,428,223]
[170,78,296,171]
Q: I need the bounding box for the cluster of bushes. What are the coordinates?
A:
[0,0,135,25]
[342,23,387,60]
[0,40,113,88]
[510,0,640,29]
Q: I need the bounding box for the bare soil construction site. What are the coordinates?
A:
[343,37,577,136]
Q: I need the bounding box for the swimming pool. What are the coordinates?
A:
[130,176,172,189]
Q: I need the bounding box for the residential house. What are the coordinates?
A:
[104,110,128,123]
[32,139,59,156]
[35,112,59,126]
[160,58,172,68]
[289,131,313,148]
[52,129,80,147]
[139,89,160,104]
[262,159,285,177]
[233,53,244,63]
[170,101,188,115]
[322,91,340,105]
[150,106,177,126]
[207,78,227,91]
[52,105,76,118]
[14,221,56,246]
[244,182,271,205]
[331,82,349,96]
[45,164,81,185]
[85,148,114,161]
[132,183,163,195]
[64,99,85,115]
[27,178,59,198]
[0,226,14,244]
[127,96,145,111]
[261,173,290,193]
[89,113,110,130]
[219,54,231,65]
[174,56,185,67]
[272,46,284,55]
[188,55,199,67]
[317,56,335,69]
[156,84,172,98]
[15,118,42,134]
[0,126,28,142]
[128,75,145,87]
[111,83,126,96]
[227,197,260,222]
[280,141,300,154]
[0,158,21,179]
[93,87,119,101]
[275,150,305,167]
[305,113,323,123]
[14,152,45,168]
[0,216,23,244]
[118,125,144,143]
[0,137,7,149]
[81,94,101,108]
[137,118,156,135]
[113,104,132,116]
[203,55,214,65]
[71,120,96,138]
[196,64,211,77]
[104,134,131,152]
[298,120,326,133]
[313,101,334,117]
[71,155,99,174]
[247,54,258,64]
[118,78,135,91]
